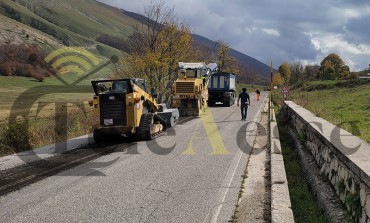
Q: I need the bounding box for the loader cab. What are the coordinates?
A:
[92,79,135,95]
[130,78,158,98]
[112,81,129,93]
[131,78,147,92]
[92,78,156,99]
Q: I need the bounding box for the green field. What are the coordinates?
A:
[273,79,370,143]
[0,69,112,155]
[236,83,267,94]
[0,64,114,122]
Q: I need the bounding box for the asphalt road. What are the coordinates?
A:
[0,93,267,223]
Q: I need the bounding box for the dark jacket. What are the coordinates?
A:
[238,92,250,106]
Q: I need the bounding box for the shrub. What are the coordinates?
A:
[0,64,12,76]
[33,73,44,82]
[1,121,32,152]
[0,43,54,80]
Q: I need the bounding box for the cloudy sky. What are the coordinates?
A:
[98,0,370,71]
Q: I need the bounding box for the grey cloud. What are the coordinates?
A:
[235,26,319,67]
[345,15,370,45]
[97,0,370,70]
[341,0,369,7]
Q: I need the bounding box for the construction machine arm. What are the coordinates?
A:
[131,81,159,113]
[143,98,158,113]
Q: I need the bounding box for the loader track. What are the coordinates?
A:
[136,113,166,140]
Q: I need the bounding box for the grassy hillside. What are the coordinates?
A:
[0,0,137,44]
[0,0,271,85]
[0,65,113,121]
[0,0,124,58]
[0,0,275,125]
[0,0,132,123]
[273,79,370,143]
[0,14,62,51]
[0,0,92,46]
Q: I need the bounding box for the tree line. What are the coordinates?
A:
[273,53,358,86]
[0,44,56,81]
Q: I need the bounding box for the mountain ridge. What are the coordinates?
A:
[120,9,271,84]
[0,0,271,84]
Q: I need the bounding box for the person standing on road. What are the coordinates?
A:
[237,87,250,121]
[255,88,261,101]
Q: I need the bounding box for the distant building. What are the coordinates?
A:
[359,73,370,79]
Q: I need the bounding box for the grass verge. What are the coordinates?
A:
[277,112,327,222]
[236,83,267,95]
[0,65,114,157]
[272,79,370,143]
[0,107,94,157]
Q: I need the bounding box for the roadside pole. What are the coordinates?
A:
[270,61,273,104]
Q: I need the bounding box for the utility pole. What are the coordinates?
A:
[270,61,273,103]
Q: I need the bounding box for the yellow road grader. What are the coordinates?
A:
[170,62,218,116]
[90,78,179,142]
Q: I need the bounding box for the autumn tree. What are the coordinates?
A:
[0,43,55,80]
[278,62,291,84]
[114,0,195,103]
[272,72,283,86]
[215,40,239,74]
[319,53,350,80]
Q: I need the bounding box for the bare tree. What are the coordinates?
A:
[114,0,195,103]
[289,60,304,84]
[215,40,239,74]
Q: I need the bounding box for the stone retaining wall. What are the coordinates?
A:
[284,101,370,222]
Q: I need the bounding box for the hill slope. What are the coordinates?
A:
[0,14,62,50]
[120,9,271,84]
[0,0,137,42]
[192,34,272,77]
[0,0,271,84]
